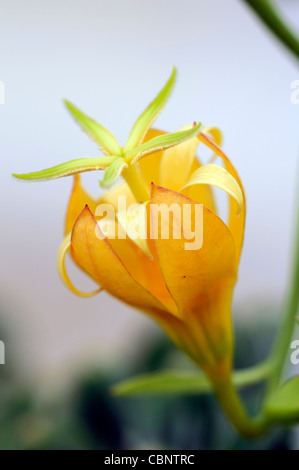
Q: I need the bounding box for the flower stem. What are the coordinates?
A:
[122,165,150,203]
[266,183,299,393]
[214,377,269,438]
[242,0,299,61]
[233,360,273,389]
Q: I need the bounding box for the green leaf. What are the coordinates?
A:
[100,157,128,188]
[295,317,299,326]
[112,371,211,396]
[111,363,272,396]
[125,122,202,164]
[124,67,177,152]
[265,376,299,423]
[64,100,122,156]
[12,156,116,181]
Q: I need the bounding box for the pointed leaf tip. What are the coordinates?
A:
[125,122,202,164]
[64,99,122,156]
[124,67,177,152]
[13,156,116,182]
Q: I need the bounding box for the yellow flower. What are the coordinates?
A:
[13,69,245,385]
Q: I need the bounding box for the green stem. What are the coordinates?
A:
[214,183,299,435]
[266,184,299,392]
[233,360,273,389]
[242,0,299,61]
[214,377,269,438]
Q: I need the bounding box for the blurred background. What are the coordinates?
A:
[0,0,298,449]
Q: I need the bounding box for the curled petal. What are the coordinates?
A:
[201,126,223,162]
[158,129,217,213]
[182,156,217,214]
[181,164,244,215]
[57,233,102,297]
[198,132,246,266]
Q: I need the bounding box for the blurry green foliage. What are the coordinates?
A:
[0,306,295,450]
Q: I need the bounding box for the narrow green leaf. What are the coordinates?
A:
[295,317,299,326]
[124,67,177,152]
[111,363,272,396]
[100,156,128,188]
[125,122,202,164]
[64,100,122,156]
[112,371,211,396]
[265,376,299,423]
[12,156,116,181]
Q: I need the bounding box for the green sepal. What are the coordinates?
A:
[12,156,116,181]
[124,67,177,152]
[125,122,202,164]
[64,100,122,156]
[100,157,128,188]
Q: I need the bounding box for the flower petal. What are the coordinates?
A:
[65,177,177,315]
[159,134,199,192]
[138,128,166,187]
[150,184,237,377]
[65,175,100,235]
[71,205,177,314]
[58,233,103,297]
[181,164,243,215]
[158,130,217,213]
[198,132,246,266]
[99,181,136,209]
[116,205,153,259]
[182,156,217,213]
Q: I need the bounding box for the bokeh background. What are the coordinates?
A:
[0,0,298,449]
